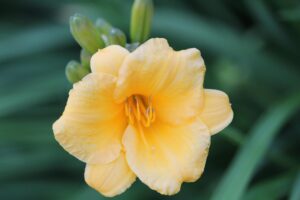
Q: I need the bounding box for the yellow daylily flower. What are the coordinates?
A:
[53,38,233,197]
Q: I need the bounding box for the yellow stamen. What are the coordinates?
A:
[151,108,156,122]
[125,95,155,127]
[128,107,135,125]
[135,96,141,121]
[125,101,129,116]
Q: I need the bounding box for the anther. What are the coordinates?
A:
[125,95,156,127]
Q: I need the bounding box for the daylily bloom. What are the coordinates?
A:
[53,38,233,197]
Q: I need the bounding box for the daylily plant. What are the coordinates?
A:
[53,38,233,196]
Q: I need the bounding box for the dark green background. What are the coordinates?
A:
[0,0,300,200]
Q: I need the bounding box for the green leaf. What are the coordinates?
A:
[221,126,300,169]
[221,127,245,145]
[153,9,300,90]
[0,54,70,90]
[244,0,294,50]
[289,173,300,200]
[0,180,82,200]
[211,92,300,200]
[0,120,51,143]
[243,172,295,200]
[0,70,68,117]
[280,8,300,22]
[0,25,70,63]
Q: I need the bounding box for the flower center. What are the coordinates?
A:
[125,95,155,127]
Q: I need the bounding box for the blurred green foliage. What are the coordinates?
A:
[0,0,300,200]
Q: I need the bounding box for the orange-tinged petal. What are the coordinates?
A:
[115,38,206,125]
[122,118,210,195]
[91,45,129,77]
[85,152,136,197]
[200,89,233,135]
[53,73,127,164]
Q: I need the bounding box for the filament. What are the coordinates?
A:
[125,95,156,127]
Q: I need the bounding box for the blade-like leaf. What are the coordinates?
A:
[211,92,300,200]
[289,173,300,200]
[0,70,68,117]
[0,25,71,63]
[243,172,295,200]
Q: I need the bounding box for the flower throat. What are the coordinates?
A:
[125,95,155,127]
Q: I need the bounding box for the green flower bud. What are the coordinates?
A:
[76,64,90,80]
[130,0,154,43]
[107,28,127,47]
[95,19,126,47]
[80,49,92,70]
[65,61,80,83]
[70,14,105,54]
[65,61,90,84]
[101,35,110,47]
[126,42,139,52]
[95,18,113,35]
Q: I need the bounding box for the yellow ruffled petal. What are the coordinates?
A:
[53,73,127,164]
[122,118,210,195]
[85,152,136,197]
[114,38,205,125]
[91,45,129,77]
[200,89,233,135]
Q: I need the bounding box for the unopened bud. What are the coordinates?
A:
[107,28,127,47]
[95,19,127,47]
[95,18,113,35]
[130,0,153,43]
[70,14,105,54]
[65,61,90,84]
[80,49,92,70]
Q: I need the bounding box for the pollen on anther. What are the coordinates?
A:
[125,95,156,127]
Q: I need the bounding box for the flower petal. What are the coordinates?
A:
[122,118,210,195]
[53,73,127,164]
[200,89,233,135]
[85,152,136,197]
[115,38,206,125]
[91,45,129,77]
